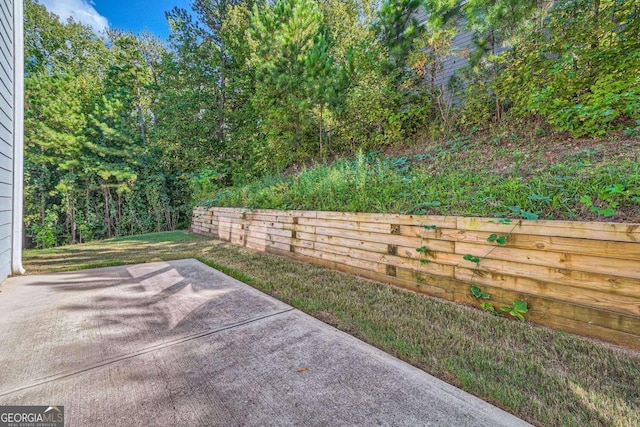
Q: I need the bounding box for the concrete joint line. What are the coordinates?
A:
[0,308,294,397]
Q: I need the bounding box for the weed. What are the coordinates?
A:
[203,146,640,223]
[470,285,490,299]
[487,234,507,245]
[500,301,529,321]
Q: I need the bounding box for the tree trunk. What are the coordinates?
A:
[319,104,323,161]
[69,195,77,245]
[218,52,226,142]
[102,186,113,238]
[137,86,147,144]
[491,30,502,123]
[117,193,123,236]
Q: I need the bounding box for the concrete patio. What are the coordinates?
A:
[0,259,530,426]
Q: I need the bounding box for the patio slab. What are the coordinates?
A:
[0,259,530,426]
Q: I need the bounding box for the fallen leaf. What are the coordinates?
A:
[298,367,308,372]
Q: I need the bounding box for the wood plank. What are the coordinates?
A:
[258,227,292,238]
[285,224,316,233]
[246,230,309,248]
[395,242,456,260]
[245,237,640,351]
[451,282,640,350]
[244,235,266,245]
[268,245,640,350]
[438,228,640,261]
[293,246,387,274]
[262,240,292,252]
[245,239,266,251]
[456,256,640,298]
[455,242,640,279]
[313,211,457,228]
[442,276,640,336]
[455,266,640,317]
[309,241,455,278]
[457,217,640,243]
[245,219,285,230]
[212,207,247,214]
[296,232,389,254]
[245,213,297,224]
[313,225,454,251]
[211,211,246,220]
[249,209,317,219]
[298,217,393,233]
[267,247,456,301]
[216,215,245,224]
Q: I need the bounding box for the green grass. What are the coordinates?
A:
[21,231,640,427]
[202,138,640,222]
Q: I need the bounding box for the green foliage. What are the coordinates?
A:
[507,206,539,220]
[463,254,481,265]
[23,0,189,247]
[23,0,640,247]
[496,0,640,136]
[376,0,423,70]
[470,285,490,300]
[29,210,61,249]
[201,144,640,224]
[487,234,507,245]
[480,302,499,316]
[190,169,225,203]
[500,300,528,321]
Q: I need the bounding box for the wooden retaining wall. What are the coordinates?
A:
[192,207,640,350]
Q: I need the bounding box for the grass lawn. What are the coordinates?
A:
[22,231,640,427]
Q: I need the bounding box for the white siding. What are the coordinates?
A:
[413,7,508,91]
[0,0,21,282]
[0,0,13,282]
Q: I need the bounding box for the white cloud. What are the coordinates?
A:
[40,0,109,34]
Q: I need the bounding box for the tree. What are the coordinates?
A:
[247,0,340,169]
[462,0,539,122]
[376,0,423,72]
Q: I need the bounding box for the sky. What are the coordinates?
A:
[39,0,192,39]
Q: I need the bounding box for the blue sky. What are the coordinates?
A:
[40,0,192,39]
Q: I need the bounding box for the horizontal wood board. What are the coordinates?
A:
[192,207,640,350]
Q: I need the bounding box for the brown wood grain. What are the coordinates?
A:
[194,208,640,350]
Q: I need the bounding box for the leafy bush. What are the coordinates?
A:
[497,0,640,136]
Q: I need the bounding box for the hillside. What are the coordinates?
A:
[201,134,640,223]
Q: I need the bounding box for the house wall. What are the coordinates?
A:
[413,7,503,91]
[0,0,23,282]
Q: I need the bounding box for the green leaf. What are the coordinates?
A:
[487,233,498,242]
[416,246,428,253]
[580,195,593,207]
[470,285,490,299]
[521,211,539,220]
[463,254,481,264]
[529,194,551,202]
[512,300,528,313]
[496,236,507,245]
